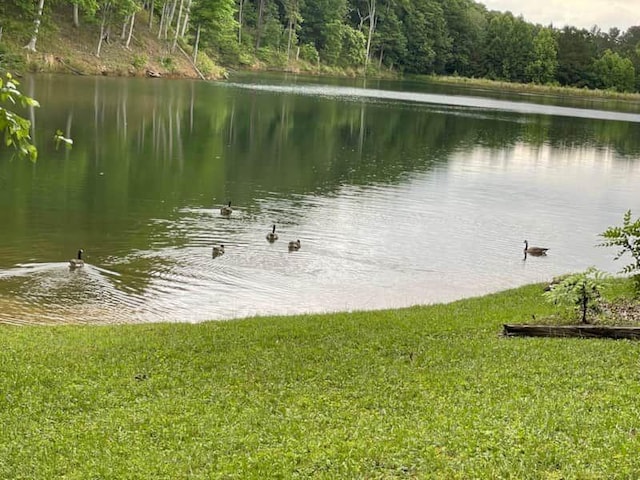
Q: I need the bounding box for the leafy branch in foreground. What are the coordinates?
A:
[599,210,640,292]
[0,72,39,160]
[543,267,609,324]
[54,129,73,150]
[0,73,73,159]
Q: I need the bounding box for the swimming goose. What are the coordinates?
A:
[288,239,301,251]
[69,249,85,269]
[524,240,549,256]
[220,201,232,216]
[212,244,225,258]
[266,225,278,243]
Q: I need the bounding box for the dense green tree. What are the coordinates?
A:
[190,0,237,61]
[281,0,303,61]
[556,26,597,88]
[340,24,366,66]
[321,21,365,66]
[70,0,100,27]
[402,0,450,74]
[350,0,377,68]
[441,0,486,76]
[2,0,640,92]
[619,26,640,90]
[526,27,558,84]
[506,16,534,81]
[591,26,621,56]
[298,0,347,54]
[593,49,636,92]
[370,0,407,70]
[482,12,512,79]
[483,12,534,82]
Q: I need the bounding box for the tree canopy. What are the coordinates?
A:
[2,0,639,91]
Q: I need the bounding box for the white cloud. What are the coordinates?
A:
[479,0,640,31]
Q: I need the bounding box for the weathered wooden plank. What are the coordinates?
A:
[503,324,640,340]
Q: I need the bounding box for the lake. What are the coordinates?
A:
[0,73,639,324]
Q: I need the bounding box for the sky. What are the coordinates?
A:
[479,0,640,32]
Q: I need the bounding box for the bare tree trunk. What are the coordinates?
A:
[24,0,46,52]
[179,0,191,37]
[121,15,129,39]
[164,0,178,40]
[73,3,79,27]
[96,3,110,57]
[192,24,200,63]
[126,12,136,48]
[148,0,155,29]
[171,0,184,52]
[364,0,376,70]
[286,17,293,61]
[157,1,167,39]
[238,0,244,44]
[255,0,265,50]
[356,8,365,30]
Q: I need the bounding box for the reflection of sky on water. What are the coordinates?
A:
[1,139,637,325]
[1,77,639,324]
[228,82,640,123]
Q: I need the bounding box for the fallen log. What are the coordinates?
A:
[503,324,640,340]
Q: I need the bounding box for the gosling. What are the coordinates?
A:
[288,239,301,251]
[212,244,225,258]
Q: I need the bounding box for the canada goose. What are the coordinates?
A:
[212,244,225,258]
[266,225,278,243]
[220,201,232,216]
[69,249,85,269]
[288,239,301,251]
[524,240,549,256]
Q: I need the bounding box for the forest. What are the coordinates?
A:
[1,0,640,92]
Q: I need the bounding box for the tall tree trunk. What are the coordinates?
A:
[179,0,191,37]
[286,17,293,61]
[192,24,201,63]
[73,3,79,27]
[148,0,155,29]
[121,15,129,39]
[364,0,376,70]
[96,3,110,57]
[171,0,184,52]
[238,0,244,44]
[126,12,136,48]
[24,0,46,52]
[164,0,178,40]
[255,0,265,50]
[157,1,167,39]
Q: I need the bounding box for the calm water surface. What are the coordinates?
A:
[0,73,639,324]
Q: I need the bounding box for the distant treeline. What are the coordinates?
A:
[2,0,640,91]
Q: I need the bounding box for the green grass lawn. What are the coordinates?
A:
[2,282,640,479]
